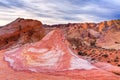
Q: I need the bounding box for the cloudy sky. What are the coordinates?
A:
[0,0,120,25]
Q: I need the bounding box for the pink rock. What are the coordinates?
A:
[4,29,95,72]
[2,29,120,80]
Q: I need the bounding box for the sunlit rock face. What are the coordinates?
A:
[96,20,120,50]
[0,18,45,50]
[1,18,120,80]
[44,20,120,68]
[96,31,120,50]
[1,29,120,80]
[4,29,95,72]
[44,20,120,50]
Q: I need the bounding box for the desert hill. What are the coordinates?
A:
[0,18,120,80]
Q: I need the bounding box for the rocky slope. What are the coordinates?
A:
[0,18,120,80]
[0,18,45,50]
[44,19,120,67]
[1,29,120,80]
[44,19,120,50]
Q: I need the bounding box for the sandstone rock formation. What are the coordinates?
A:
[0,18,120,80]
[4,29,95,72]
[44,19,120,50]
[44,19,120,67]
[0,29,120,80]
[0,18,45,50]
[96,30,120,50]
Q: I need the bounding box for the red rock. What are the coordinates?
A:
[96,30,120,49]
[44,20,120,49]
[94,62,120,75]
[87,29,100,38]
[4,29,95,72]
[0,18,45,50]
[0,29,119,80]
[98,22,105,32]
[44,20,120,68]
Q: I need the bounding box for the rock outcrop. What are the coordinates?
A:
[4,29,95,72]
[44,19,120,50]
[96,30,120,50]
[0,18,120,80]
[0,18,45,50]
[0,29,120,80]
[44,19,120,67]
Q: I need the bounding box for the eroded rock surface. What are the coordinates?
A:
[0,18,120,80]
[44,19,120,50]
[96,30,120,50]
[44,19,120,67]
[1,29,120,80]
[0,18,45,50]
[4,29,95,72]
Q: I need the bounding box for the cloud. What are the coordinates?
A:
[0,0,120,26]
